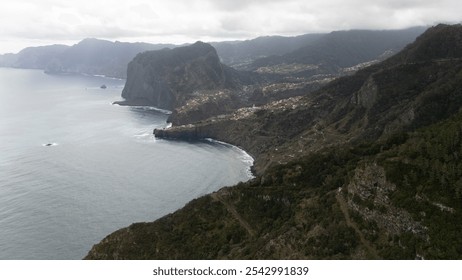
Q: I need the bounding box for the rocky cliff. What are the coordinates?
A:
[87,24,462,260]
[120,41,249,110]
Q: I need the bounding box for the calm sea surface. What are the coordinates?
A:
[0,68,253,259]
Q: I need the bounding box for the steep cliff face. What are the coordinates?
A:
[120,42,244,110]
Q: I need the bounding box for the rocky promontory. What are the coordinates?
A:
[120,41,248,110]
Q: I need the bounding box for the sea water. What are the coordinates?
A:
[0,68,253,259]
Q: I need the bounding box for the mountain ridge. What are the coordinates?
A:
[0,27,425,80]
[248,27,426,73]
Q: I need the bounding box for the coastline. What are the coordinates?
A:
[112,100,173,115]
[85,109,258,259]
[203,138,256,179]
[114,101,256,178]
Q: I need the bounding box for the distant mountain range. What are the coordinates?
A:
[210,33,325,68]
[248,27,427,74]
[0,39,176,78]
[0,27,426,79]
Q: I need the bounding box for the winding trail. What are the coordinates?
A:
[336,191,379,259]
[211,192,256,237]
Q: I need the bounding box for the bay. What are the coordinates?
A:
[0,68,253,259]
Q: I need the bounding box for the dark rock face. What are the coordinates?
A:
[121,42,241,110]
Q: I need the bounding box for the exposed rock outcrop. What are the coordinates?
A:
[351,76,378,109]
[344,163,427,237]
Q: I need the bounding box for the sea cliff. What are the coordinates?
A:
[120,41,243,109]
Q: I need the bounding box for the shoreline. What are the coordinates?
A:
[114,101,256,178]
[204,138,256,179]
[112,100,173,115]
[153,126,257,178]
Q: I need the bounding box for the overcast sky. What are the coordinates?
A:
[0,0,461,54]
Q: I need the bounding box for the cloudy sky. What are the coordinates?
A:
[0,0,460,54]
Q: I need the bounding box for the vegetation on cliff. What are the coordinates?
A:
[86,24,462,259]
[87,112,462,259]
[86,117,462,259]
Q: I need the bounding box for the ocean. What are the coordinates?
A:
[0,68,253,259]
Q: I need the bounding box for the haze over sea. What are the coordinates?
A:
[0,68,253,260]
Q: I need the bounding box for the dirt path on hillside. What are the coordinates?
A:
[211,192,256,237]
[336,191,379,259]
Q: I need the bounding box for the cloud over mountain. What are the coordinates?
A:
[0,0,460,53]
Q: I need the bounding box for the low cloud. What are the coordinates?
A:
[0,0,461,53]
